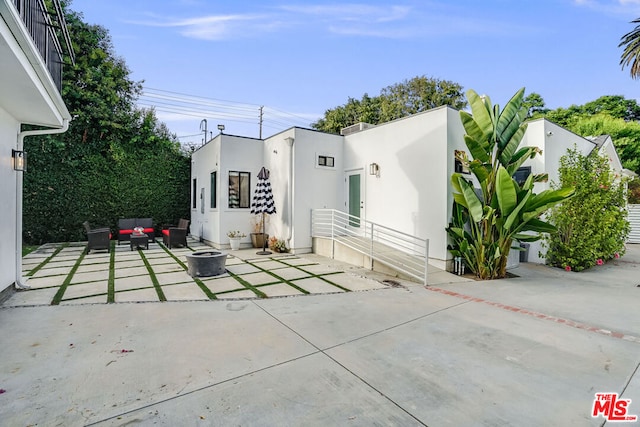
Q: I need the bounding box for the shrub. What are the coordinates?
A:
[544,148,629,271]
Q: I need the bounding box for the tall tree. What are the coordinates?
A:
[23,3,190,244]
[620,18,640,79]
[522,92,547,118]
[312,76,467,134]
[378,76,466,122]
[535,95,640,175]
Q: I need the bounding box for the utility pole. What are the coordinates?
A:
[259,106,264,139]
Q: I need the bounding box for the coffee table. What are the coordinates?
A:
[130,233,149,250]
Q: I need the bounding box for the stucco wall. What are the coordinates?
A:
[190,135,264,248]
[343,107,462,267]
[286,128,343,252]
[0,107,19,293]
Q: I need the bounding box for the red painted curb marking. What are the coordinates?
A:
[426,287,640,344]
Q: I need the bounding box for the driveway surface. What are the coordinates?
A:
[0,243,639,426]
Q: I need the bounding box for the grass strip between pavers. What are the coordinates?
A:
[294,267,351,292]
[138,250,166,302]
[247,258,352,294]
[107,241,116,303]
[243,259,309,294]
[225,270,267,298]
[26,243,69,277]
[51,248,85,305]
[157,242,217,300]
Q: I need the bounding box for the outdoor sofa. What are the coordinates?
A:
[117,218,155,244]
[162,218,189,249]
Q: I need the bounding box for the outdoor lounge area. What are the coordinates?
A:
[7,237,398,306]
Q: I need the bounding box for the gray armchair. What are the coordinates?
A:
[83,221,111,253]
[162,218,189,249]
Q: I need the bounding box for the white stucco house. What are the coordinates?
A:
[1,0,73,296]
[190,105,628,275]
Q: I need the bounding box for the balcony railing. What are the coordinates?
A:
[11,0,73,92]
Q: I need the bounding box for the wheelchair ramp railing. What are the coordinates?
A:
[311,209,429,285]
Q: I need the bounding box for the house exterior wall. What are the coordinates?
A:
[342,107,465,268]
[189,135,263,247]
[1,1,71,294]
[278,128,343,252]
[0,107,19,292]
[189,110,623,274]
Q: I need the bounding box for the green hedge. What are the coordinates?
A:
[23,134,190,244]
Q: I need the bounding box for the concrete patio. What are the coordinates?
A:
[0,242,638,426]
[10,237,411,306]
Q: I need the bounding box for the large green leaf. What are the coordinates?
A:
[499,123,527,166]
[524,187,575,213]
[460,111,486,144]
[495,88,525,150]
[503,191,532,231]
[506,145,538,176]
[512,233,542,242]
[496,166,517,216]
[469,160,490,183]
[463,135,491,163]
[467,89,493,137]
[458,176,483,222]
[519,218,556,233]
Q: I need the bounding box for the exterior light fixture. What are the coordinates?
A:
[217,124,225,134]
[12,149,26,171]
[369,162,379,177]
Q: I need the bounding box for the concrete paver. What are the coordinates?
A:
[114,276,154,291]
[292,277,346,294]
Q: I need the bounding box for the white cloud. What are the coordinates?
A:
[128,13,278,40]
[127,2,541,41]
[278,4,411,23]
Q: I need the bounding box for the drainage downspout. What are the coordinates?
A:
[286,136,295,248]
[15,119,70,289]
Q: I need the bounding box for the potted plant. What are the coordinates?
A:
[227,230,246,250]
[268,236,289,253]
[250,215,269,249]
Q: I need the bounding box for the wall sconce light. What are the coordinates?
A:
[12,149,26,171]
[217,124,225,134]
[369,162,380,177]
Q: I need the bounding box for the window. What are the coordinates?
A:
[318,155,335,167]
[228,171,250,208]
[192,178,197,209]
[210,171,217,209]
[514,166,531,186]
[454,150,470,174]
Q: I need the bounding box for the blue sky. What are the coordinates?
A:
[69,0,640,146]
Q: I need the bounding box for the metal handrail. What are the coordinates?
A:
[311,209,429,285]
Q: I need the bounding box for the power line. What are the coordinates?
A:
[138,85,317,138]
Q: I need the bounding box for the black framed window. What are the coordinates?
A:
[210,171,217,209]
[454,150,470,174]
[229,171,250,208]
[514,166,531,186]
[192,178,197,209]
[318,155,335,167]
